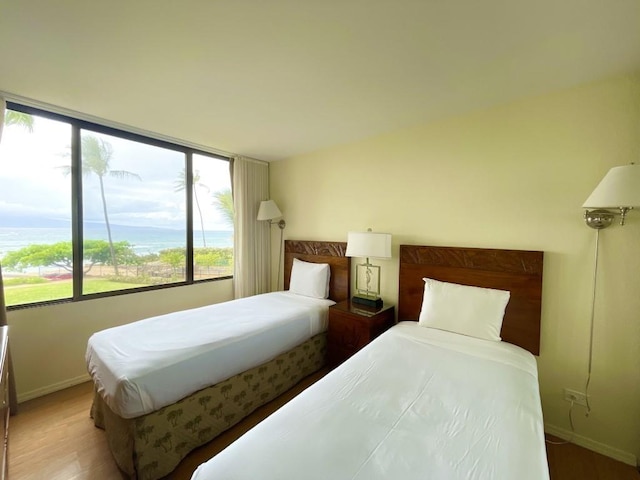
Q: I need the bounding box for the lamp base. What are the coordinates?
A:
[352,295,383,309]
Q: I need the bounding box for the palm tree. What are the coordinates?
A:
[212,189,234,228]
[3,110,34,132]
[61,134,141,275]
[174,168,209,247]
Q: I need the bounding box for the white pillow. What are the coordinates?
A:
[289,258,331,299]
[418,278,510,342]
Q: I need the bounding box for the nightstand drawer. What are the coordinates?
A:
[327,301,394,368]
[328,311,368,346]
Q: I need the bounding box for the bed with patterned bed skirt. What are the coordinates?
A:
[90,332,326,480]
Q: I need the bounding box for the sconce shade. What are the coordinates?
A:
[582,164,640,208]
[257,200,283,221]
[346,231,392,259]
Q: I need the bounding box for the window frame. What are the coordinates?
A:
[3,101,233,311]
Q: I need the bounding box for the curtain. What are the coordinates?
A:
[231,156,271,298]
[0,97,18,413]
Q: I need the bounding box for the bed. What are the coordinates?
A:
[86,239,350,480]
[190,244,549,480]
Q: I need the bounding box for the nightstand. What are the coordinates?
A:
[326,300,395,368]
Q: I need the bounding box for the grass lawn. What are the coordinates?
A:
[4,277,149,306]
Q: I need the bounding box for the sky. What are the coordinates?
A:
[0,113,233,231]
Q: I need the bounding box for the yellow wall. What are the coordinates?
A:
[270,73,640,464]
[7,279,233,401]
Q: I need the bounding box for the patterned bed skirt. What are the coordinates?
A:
[91,332,327,480]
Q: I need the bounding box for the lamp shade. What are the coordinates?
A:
[346,231,392,259]
[257,200,283,221]
[583,164,640,208]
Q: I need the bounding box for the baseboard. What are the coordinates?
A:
[17,373,91,404]
[545,423,638,467]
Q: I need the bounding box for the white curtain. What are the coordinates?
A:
[0,97,4,139]
[231,156,271,298]
[0,97,18,413]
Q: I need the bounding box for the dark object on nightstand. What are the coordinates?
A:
[327,300,395,368]
[351,295,384,309]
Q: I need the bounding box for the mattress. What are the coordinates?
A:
[191,321,549,480]
[86,291,334,418]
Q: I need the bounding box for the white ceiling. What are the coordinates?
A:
[1,0,639,161]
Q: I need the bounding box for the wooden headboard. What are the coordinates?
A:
[398,245,544,355]
[284,240,350,303]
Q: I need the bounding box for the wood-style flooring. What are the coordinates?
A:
[8,371,640,480]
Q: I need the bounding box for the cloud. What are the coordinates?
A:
[1,110,233,232]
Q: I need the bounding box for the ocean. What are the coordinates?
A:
[0,224,234,257]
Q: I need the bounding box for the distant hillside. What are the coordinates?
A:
[0,214,71,229]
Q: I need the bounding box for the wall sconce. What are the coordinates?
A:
[257,199,286,229]
[345,229,392,309]
[581,162,640,416]
[583,163,640,229]
[257,199,286,291]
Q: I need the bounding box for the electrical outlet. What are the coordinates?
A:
[564,388,588,407]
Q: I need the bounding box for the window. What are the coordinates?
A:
[192,153,234,281]
[0,103,233,308]
[0,114,73,304]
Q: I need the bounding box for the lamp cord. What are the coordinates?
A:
[549,226,600,446]
[545,400,576,445]
[585,227,600,417]
[277,225,283,291]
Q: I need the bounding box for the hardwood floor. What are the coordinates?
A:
[9,370,328,480]
[8,373,640,480]
[546,436,640,480]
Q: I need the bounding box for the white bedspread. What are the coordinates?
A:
[86,291,334,418]
[191,322,549,480]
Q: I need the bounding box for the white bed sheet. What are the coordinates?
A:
[86,291,334,418]
[191,321,549,480]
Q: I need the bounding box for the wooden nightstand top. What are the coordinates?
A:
[331,300,395,318]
